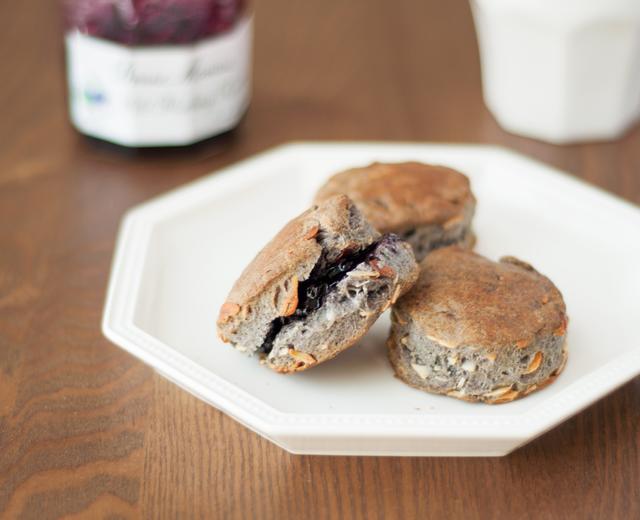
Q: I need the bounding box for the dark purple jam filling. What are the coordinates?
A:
[259,234,399,355]
[64,0,246,45]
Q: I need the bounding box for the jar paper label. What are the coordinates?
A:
[66,16,252,146]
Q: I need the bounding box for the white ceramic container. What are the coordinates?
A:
[471,0,640,143]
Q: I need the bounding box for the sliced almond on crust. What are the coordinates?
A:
[523,352,543,374]
[489,389,520,404]
[281,276,299,316]
[303,223,320,240]
[484,386,513,398]
[218,302,240,323]
[288,348,317,366]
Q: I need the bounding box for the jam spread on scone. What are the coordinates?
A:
[261,234,400,354]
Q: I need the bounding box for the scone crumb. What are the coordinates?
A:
[515,338,529,349]
[484,386,513,399]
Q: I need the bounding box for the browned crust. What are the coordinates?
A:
[393,247,567,353]
[314,162,475,233]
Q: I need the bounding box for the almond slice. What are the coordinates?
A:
[523,352,543,374]
[281,276,299,316]
[218,302,240,323]
[484,386,513,398]
[411,363,430,379]
[490,390,520,404]
[288,348,317,366]
[303,223,319,240]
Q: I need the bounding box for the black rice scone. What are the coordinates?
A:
[388,246,568,404]
[217,194,419,373]
[314,162,476,260]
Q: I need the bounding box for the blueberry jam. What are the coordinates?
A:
[260,234,399,355]
[64,0,246,45]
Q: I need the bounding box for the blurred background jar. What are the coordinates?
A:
[63,0,252,147]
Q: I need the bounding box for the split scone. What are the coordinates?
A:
[388,246,568,403]
[314,162,475,260]
[217,195,419,373]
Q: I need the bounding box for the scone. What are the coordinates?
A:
[388,247,568,403]
[314,162,475,260]
[217,194,419,373]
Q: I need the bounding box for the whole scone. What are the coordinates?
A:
[388,247,568,403]
[314,162,476,260]
[217,194,419,373]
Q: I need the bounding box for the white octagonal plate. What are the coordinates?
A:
[102,142,640,456]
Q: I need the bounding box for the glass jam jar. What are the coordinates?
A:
[63,0,252,147]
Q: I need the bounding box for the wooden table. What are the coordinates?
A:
[1,0,639,518]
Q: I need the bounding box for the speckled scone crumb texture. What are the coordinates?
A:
[217,194,419,373]
[388,246,568,403]
[314,162,476,260]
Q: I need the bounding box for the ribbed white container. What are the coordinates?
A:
[471,0,640,144]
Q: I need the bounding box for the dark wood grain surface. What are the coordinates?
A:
[1,0,639,518]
